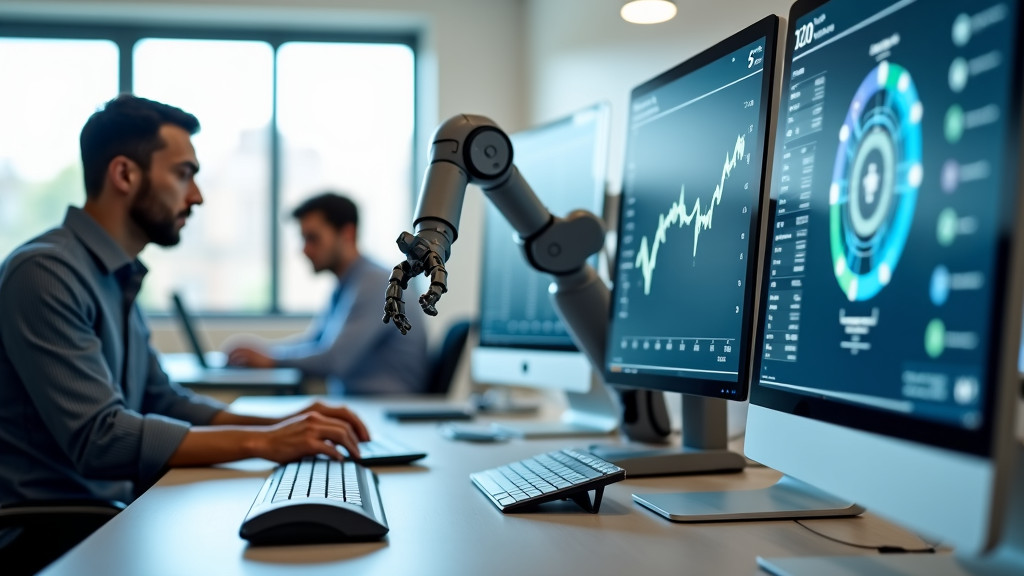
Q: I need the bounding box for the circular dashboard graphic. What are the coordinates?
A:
[830,61,922,302]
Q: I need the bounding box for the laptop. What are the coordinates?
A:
[161,292,303,391]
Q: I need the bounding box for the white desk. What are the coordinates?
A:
[41,396,937,576]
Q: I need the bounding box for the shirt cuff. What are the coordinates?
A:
[137,413,192,484]
[178,395,230,425]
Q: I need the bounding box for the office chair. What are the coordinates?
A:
[423,318,473,395]
[0,498,126,575]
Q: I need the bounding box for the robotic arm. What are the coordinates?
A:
[383,114,670,443]
[382,114,606,360]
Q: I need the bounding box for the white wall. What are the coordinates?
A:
[0,0,527,381]
[524,0,794,194]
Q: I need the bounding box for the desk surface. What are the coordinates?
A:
[41,396,937,576]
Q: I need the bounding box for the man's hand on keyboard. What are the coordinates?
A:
[287,400,371,443]
[253,412,366,463]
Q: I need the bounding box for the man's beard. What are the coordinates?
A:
[312,258,334,274]
[129,175,188,246]
[312,251,341,274]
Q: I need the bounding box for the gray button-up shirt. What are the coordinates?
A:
[271,255,428,395]
[0,207,226,505]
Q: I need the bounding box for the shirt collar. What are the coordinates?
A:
[64,206,148,282]
[336,255,369,288]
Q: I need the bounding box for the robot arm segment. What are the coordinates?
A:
[383,113,600,329]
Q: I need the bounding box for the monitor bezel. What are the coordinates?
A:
[602,14,780,401]
[748,0,1024,459]
[476,101,611,354]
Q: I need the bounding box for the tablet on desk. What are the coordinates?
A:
[439,422,511,443]
[383,407,475,422]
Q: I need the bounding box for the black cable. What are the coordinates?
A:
[793,519,937,554]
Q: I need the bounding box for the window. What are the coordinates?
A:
[134,38,274,312]
[0,24,416,315]
[277,42,414,312]
[0,38,118,261]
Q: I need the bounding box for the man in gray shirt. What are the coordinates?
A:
[0,95,371,572]
[226,193,429,395]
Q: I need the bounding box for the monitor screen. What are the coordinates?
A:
[746,0,1023,556]
[751,0,1021,457]
[604,15,779,401]
[472,103,610,392]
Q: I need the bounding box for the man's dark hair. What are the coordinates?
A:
[80,94,200,198]
[291,192,359,230]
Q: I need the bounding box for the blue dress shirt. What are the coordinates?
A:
[0,207,226,506]
[270,256,429,395]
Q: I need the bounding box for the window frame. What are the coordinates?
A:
[0,19,419,317]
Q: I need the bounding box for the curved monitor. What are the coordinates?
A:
[472,103,610,394]
[748,0,1024,562]
[604,15,780,401]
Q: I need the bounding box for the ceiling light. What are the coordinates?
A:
[621,0,678,25]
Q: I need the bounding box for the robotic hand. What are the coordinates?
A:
[382,114,671,443]
[383,232,448,335]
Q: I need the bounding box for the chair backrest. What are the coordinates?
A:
[0,498,125,574]
[423,318,473,395]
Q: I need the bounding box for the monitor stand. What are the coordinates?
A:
[757,443,1024,576]
[589,394,747,477]
[598,394,861,520]
[491,371,620,438]
[632,474,864,522]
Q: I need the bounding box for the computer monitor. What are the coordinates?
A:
[736,0,1024,573]
[594,15,781,476]
[471,103,621,437]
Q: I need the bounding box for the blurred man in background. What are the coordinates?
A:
[227,192,429,395]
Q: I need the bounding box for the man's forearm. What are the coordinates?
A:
[208,410,280,426]
[166,426,262,467]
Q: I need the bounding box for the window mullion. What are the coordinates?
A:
[270,40,283,315]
